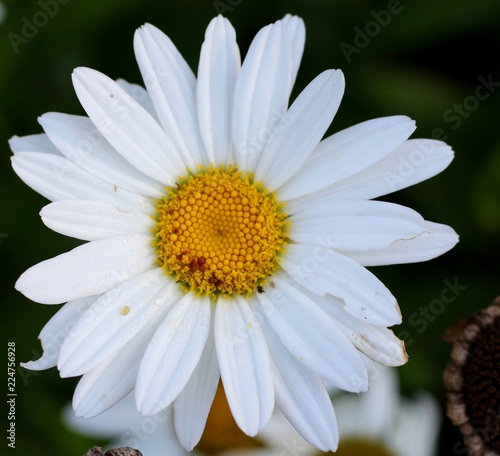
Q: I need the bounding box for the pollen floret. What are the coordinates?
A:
[154,165,287,297]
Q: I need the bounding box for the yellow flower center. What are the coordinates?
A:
[154,166,287,298]
[196,382,265,454]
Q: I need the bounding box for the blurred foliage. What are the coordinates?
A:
[1,0,499,455]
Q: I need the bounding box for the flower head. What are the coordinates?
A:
[443,296,500,456]
[12,14,458,452]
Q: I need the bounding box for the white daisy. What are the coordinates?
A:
[12,14,458,453]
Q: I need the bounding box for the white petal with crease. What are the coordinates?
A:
[281,244,401,326]
[343,220,459,266]
[289,200,428,252]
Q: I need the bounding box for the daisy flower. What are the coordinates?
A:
[12,14,458,452]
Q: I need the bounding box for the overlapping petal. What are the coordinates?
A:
[72,67,187,184]
[173,318,220,451]
[255,70,345,191]
[11,152,153,212]
[136,294,211,415]
[278,116,416,200]
[21,296,97,371]
[58,268,174,377]
[256,301,338,451]
[233,20,293,172]
[215,296,274,436]
[39,112,164,197]
[256,275,368,392]
[134,23,206,167]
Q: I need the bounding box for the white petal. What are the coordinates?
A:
[289,200,428,252]
[256,70,345,191]
[256,300,338,451]
[41,200,154,241]
[233,21,293,172]
[39,112,164,197]
[174,317,220,451]
[73,328,151,418]
[134,24,206,167]
[65,394,140,437]
[9,133,59,155]
[72,280,184,417]
[21,297,96,371]
[136,295,211,415]
[309,138,453,202]
[309,292,407,366]
[278,115,416,200]
[391,393,441,456]
[281,243,401,326]
[215,296,274,435]
[11,152,154,213]
[258,276,368,392]
[15,234,155,304]
[344,220,459,266]
[72,67,186,184]
[58,268,172,377]
[197,16,240,165]
[67,395,186,455]
[281,15,305,87]
[115,78,158,120]
[334,365,399,438]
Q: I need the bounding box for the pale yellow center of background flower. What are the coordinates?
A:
[325,439,396,456]
[154,166,287,297]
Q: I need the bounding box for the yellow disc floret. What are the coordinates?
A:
[154,165,287,298]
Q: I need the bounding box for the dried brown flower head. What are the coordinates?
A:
[443,296,500,456]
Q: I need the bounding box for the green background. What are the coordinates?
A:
[1,0,499,454]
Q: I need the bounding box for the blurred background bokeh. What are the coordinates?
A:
[1,0,499,454]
